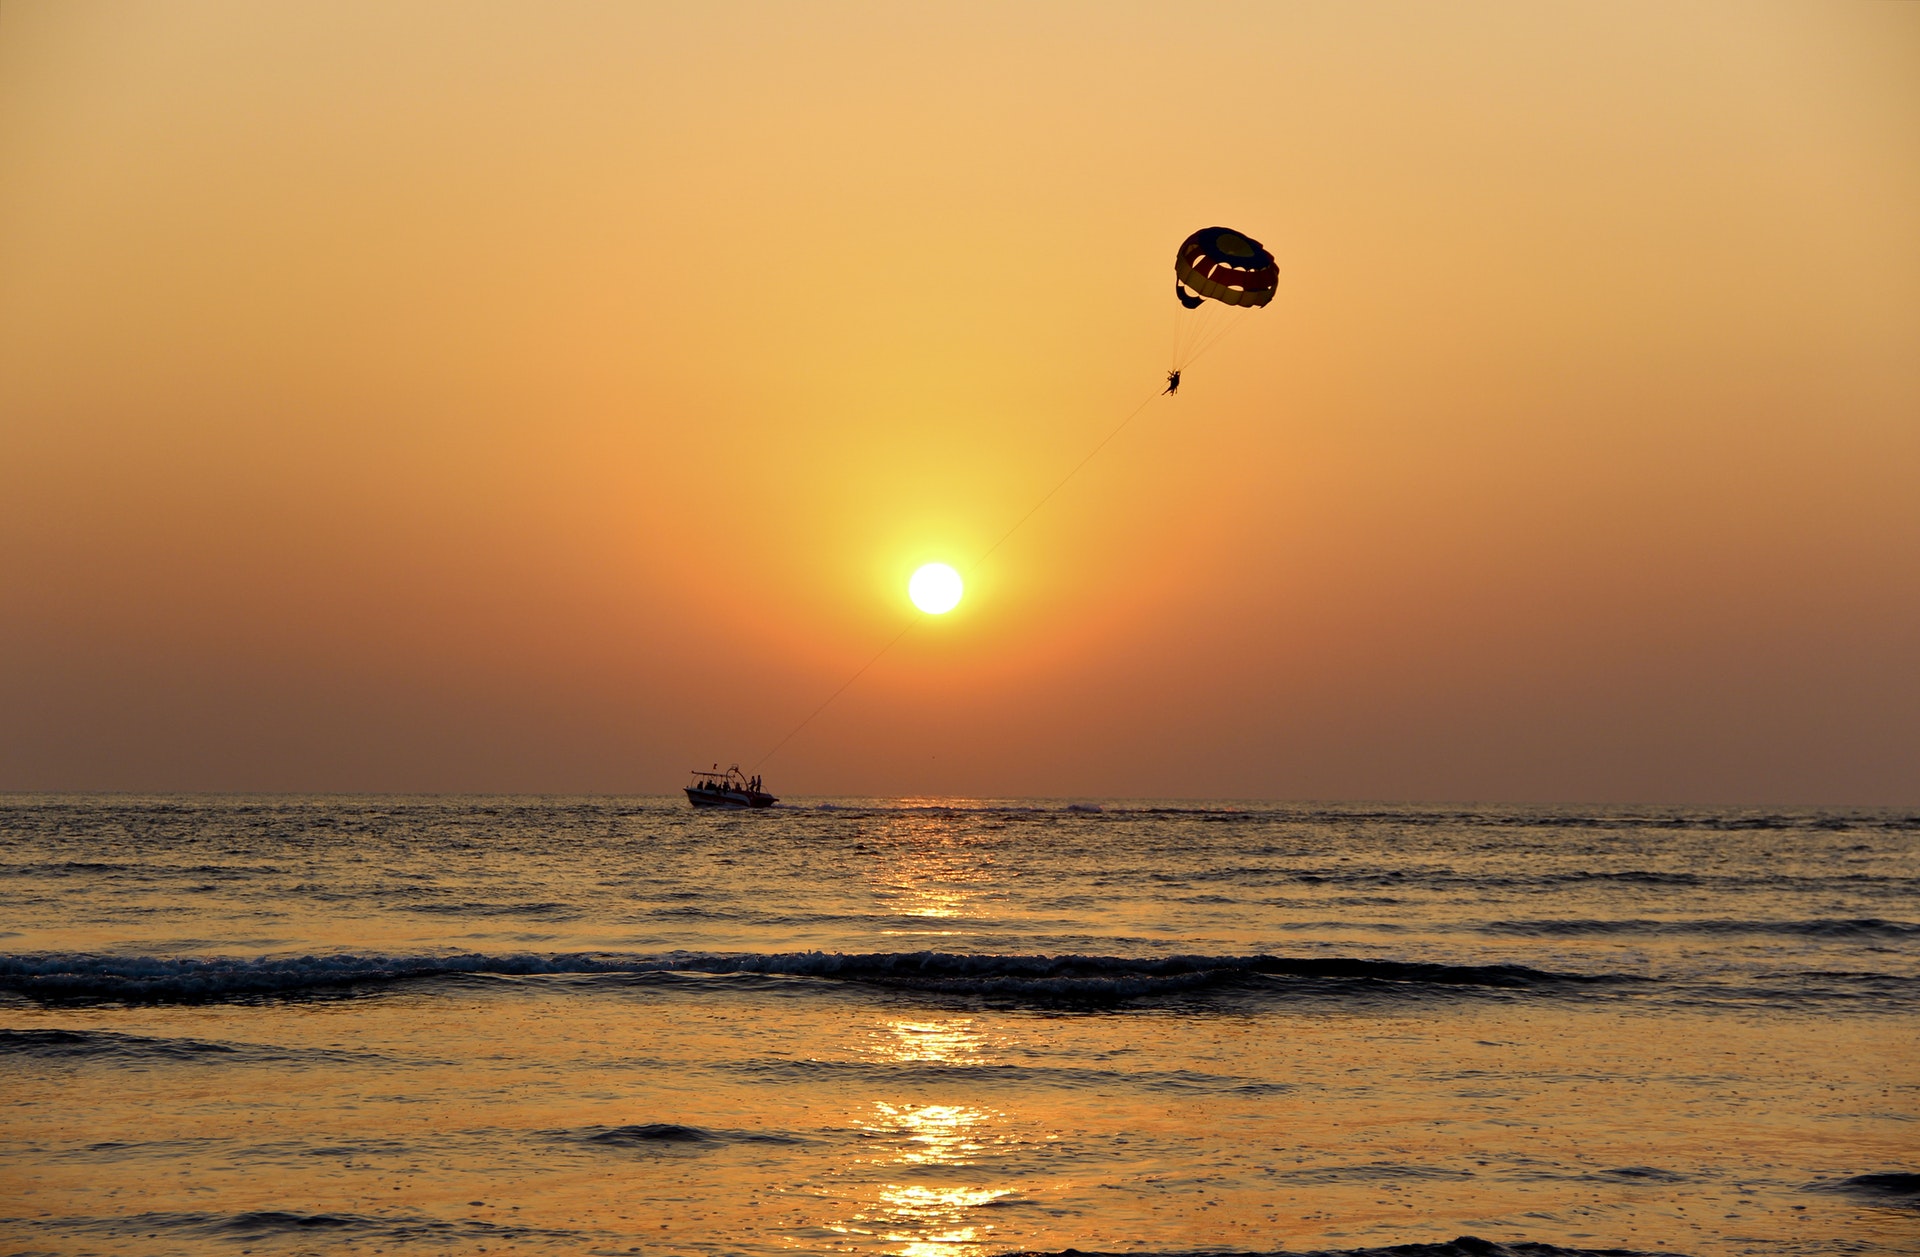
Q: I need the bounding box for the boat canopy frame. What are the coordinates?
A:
[688,764,754,789]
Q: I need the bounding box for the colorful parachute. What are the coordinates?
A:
[1169,226,1274,371]
[1174,226,1278,309]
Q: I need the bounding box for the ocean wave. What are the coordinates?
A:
[0,1026,387,1065]
[0,1027,240,1061]
[395,899,580,919]
[1156,864,1920,895]
[723,1055,1296,1096]
[581,1121,721,1144]
[19,1208,590,1244]
[1006,1238,1655,1257]
[1485,916,1920,939]
[788,801,1920,833]
[3,1211,1661,1257]
[0,949,1626,1005]
[1269,1162,1477,1185]
[1589,1165,1690,1183]
[1805,1171,1920,1209]
[562,1122,806,1148]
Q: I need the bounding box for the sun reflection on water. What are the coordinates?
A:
[878,1017,984,1066]
[869,1101,993,1165]
[855,1104,1012,1256]
[817,816,1033,1255]
[876,1183,1013,1257]
[864,812,999,924]
[823,1016,1021,1256]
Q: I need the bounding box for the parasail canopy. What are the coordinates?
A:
[1174,226,1278,309]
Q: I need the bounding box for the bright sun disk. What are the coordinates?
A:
[909,563,963,614]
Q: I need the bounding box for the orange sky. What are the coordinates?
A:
[3,2,1917,801]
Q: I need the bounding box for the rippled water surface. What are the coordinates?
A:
[1,796,1915,1256]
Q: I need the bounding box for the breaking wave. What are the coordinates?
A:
[0,948,1627,1005]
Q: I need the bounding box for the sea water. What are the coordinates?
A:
[0,796,1914,1256]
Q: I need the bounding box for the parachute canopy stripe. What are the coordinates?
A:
[1175,256,1275,299]
[1176,243,1275,287]
[1176,267,1273,308]
[1208,261,1278,289]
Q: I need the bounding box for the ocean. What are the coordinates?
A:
[1,796,1914,1257]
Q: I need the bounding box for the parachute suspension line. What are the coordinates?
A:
[1176,300,1260,372]
[1173,302,1229,373]
[970,386,1163,572]
[1172,306,1197,369]
[1173,299,1213,369]
[1181,307,1255,371]
[754,383,1169,770]
[754,618,919,772]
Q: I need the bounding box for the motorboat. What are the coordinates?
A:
[685,765,778,809]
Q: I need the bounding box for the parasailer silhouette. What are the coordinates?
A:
[1164,370,1181,395]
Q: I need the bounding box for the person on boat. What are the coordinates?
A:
[1164,369,1181,395]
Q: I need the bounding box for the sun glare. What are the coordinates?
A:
[908,563,963,615]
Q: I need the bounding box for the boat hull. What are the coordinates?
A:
[685,787,778,809]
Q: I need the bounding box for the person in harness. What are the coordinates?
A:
[1164,369,1181,395]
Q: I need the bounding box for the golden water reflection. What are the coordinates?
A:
[878,1018,985,1066]
[877,1183,1013,1257]
[854,1103,1011,1256]
[834,1016,1019,1257]
[866,812,998,923]
[832,807,1024,1253]
[869,1101,993,1165]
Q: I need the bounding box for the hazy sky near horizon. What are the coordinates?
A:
[3,1,1917,802]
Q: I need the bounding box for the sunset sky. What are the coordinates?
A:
[3,1,1916,802]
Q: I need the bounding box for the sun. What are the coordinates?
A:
[908,563,963,615]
